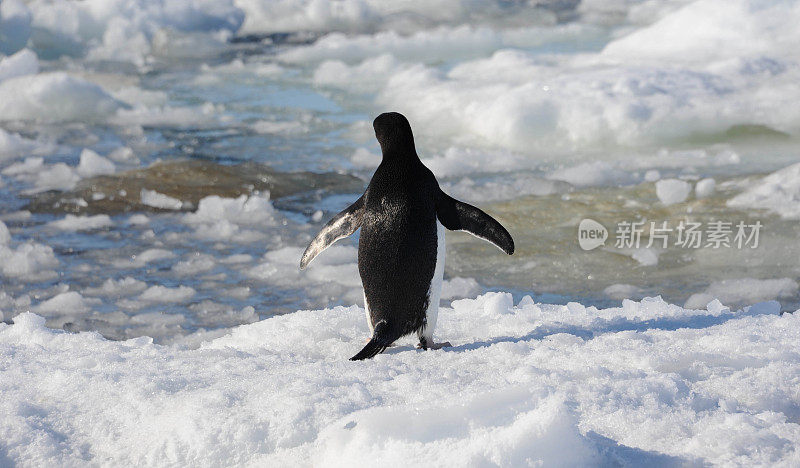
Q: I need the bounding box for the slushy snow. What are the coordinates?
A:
[1,295,798,465]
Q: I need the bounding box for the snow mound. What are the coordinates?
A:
[1,295,798,465]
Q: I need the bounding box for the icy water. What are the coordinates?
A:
[1,0,799,344]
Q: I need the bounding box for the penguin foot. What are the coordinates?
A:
[416,340,451,350]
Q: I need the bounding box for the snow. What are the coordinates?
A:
[1,1,799,463]
[685,278,799,309]
[1,295,798,465]
[728,162,800,219]
[655,179,692,206]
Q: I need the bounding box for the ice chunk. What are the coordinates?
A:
[0,48,37,82]
[34,291,98,316]
[77,149,115,178]
[47,215,113,231]
[0,241,59,281]
[655,179,691,205]
[695,178,716,199]
[140,189,184,210]
[83,277,147,297]
[0,72,122,123]
[138,285,196,303]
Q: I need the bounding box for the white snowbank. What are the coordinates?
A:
[1,295,798,465]
[728,162,800,219]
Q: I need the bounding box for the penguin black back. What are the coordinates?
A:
[300,112,515,360]
[352,113,441,359]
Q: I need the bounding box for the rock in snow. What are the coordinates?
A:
[1,294,798,466]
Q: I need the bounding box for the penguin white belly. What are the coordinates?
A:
[419,221,445,342]
[363,291,373,335]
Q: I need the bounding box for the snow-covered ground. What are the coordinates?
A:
[2,295,798,466]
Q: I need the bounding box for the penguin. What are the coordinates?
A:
[300,112,514,360]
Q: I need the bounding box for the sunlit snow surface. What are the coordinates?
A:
[2,296,799,465]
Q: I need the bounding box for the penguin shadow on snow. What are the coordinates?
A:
[443,304,771,354]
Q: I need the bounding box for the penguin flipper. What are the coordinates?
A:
[300,195,364,269]
[436,190,515,255]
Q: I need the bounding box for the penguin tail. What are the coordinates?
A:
[350,321,394,361]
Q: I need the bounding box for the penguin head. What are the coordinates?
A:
[373,112,417,157]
